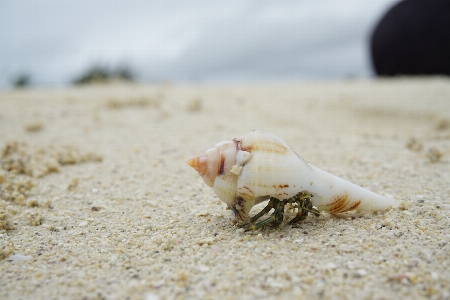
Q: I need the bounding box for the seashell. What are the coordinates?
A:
[187,130,399,230]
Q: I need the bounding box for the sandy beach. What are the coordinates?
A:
[1,78,449,299]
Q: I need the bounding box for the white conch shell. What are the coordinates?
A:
[187,130,399,222]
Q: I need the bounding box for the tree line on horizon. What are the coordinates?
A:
[11,64,135,88]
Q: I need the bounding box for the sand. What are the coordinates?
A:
[0,77,449,299]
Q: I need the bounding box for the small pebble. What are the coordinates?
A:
[426,147,443,163]
[197,265,210,273]
[406,137,423,152]
[326,263,337,269]
[7,254,32,262]
[355,269,367,277]
[146,293,160,300]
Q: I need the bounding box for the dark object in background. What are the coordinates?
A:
[73,65,134,85]
[370,0,450,76]
[12,74,31,88]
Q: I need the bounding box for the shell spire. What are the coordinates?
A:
[186,156,206,174]
[185,148,221,187]
[186,130,399,229]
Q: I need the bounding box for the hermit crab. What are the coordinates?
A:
[186,130,399,230]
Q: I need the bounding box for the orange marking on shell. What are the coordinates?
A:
[326,194,351,213]
[242,186,253,193]
[240,140,289,154]
[347,200,362,211]
[218,155,225,175]
[186,156,207,176]
[326,194,362,214]
[272,184,289,190]
[238,191,253,199]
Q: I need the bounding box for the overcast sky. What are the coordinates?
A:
[0,0,398,88]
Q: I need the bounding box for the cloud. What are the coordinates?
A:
[0,0,397,87]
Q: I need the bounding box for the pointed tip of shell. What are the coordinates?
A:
[186,155,207,175]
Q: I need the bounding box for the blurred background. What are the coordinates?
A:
[1,0,401,88]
